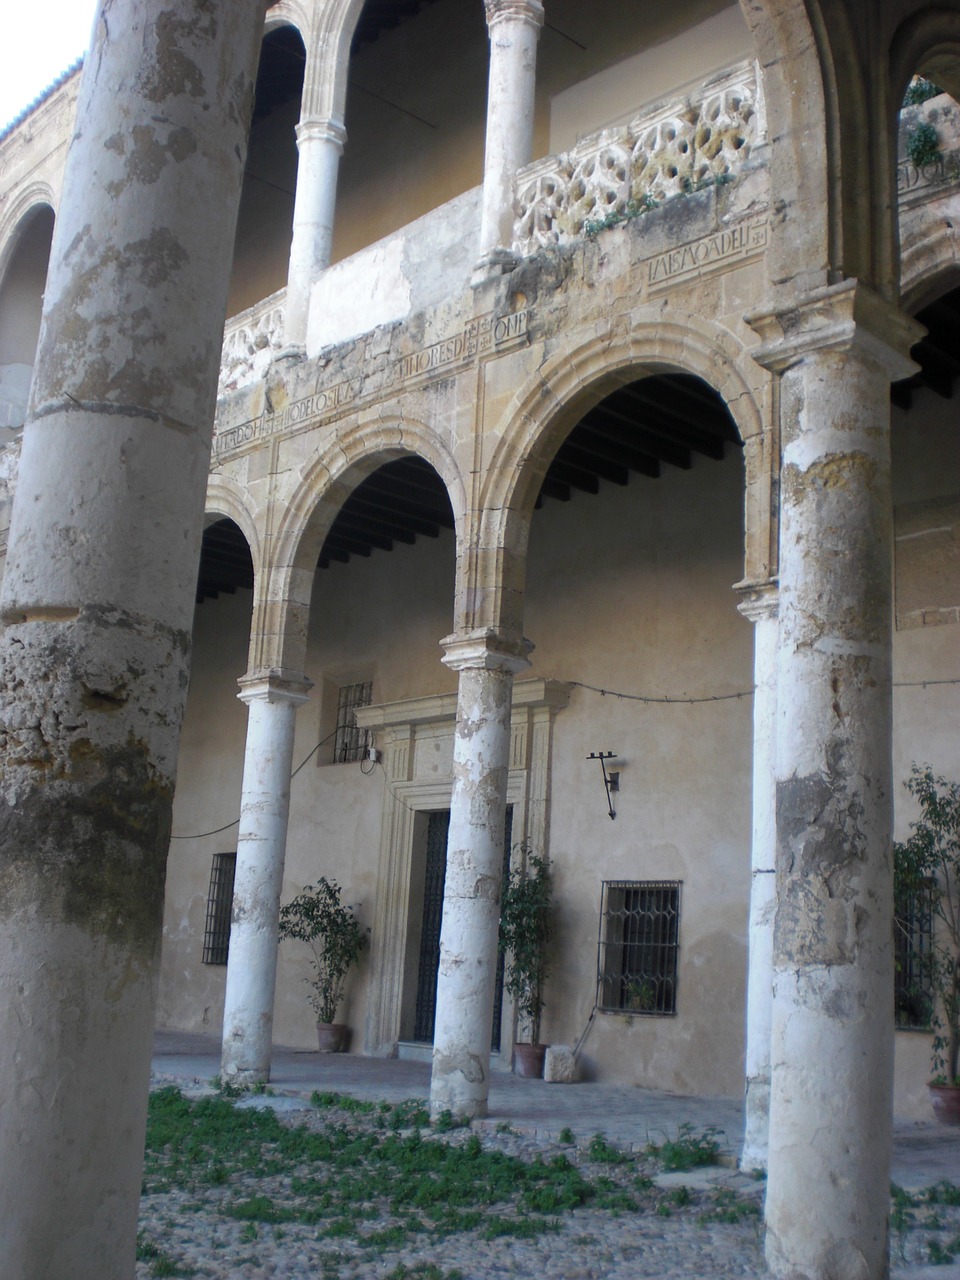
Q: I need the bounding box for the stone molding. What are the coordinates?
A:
[295,117,347,153]
[440,629,534,675]
[513,60,762,258]
[484,0,544,34]
[746,279,924,381]
[237,671,312,706]
[735,579,779,625]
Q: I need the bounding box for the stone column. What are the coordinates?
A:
[749,282,922,1280]
[283,117,346,354]
[0,2,265,1277]
[430,630,531,1118]
[735,581,778,1172]
[474,0,544,278]
[221,671,310,1084]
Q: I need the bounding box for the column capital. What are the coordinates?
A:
[440,628,533,674]
[295,117,347,153]
[237,670,312,707]
[484,0,545,34]
[745,279,924,380]
[734,578,779,625]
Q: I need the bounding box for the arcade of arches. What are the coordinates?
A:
[0,2,959,1278]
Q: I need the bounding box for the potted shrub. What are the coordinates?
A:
[498,848,552,1077]
[894,765,960,1124]
[278,878,368,1053]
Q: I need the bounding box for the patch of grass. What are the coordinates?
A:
[646,1124,722,1171]
[587,1133,631,1165]
[698,1187,760,1225]
[558,1126,575,1144]
[923,1182,960,1207]
[927,1236,959,1265]
[311,1090,376,1116]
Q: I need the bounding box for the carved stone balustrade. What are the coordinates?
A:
[218,288,286,396]
[512,61,764,258]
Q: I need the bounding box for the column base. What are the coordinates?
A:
[220,1062,271,1088]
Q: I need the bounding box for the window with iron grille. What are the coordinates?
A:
[598,880,681,1015]
[894,881,934,1029]
[333,680,372,763]
[202,852,237,965]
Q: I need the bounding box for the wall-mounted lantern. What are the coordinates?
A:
[587,750,620,820]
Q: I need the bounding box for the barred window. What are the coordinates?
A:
[333,680,373,763]
[598,880,680,1015]
[895,881,934,1029]
[202,852,237,965]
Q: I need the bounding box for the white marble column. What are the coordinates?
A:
[736,581,778,1172]
[749,282,922,1280]
[221,671,310,1083]
[0,2,265,1276]
[430,630,531,1118]
[283,116,346,354]
[474,0,544,278]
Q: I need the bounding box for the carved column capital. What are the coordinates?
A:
[237,669,312,707]
[745,279,924,380]
[734,578,779,625]
[295,116,347,154]
[440,628,533,675]
[484,0,545,35]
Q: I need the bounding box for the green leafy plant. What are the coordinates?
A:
[498,848,552,1045]
[903,77,943,107]
[278,878,368,1024]
[894,766,960,1083]
[907,121,941,167]
[646,1124,722,1171]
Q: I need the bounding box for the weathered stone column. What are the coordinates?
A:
[474,0,544,278]
[221,671,310,1083]
[283,116,346,353]
[749,281,922,1280]
[735,580,778,1172]
[430,630,531,1118]
[0,2,265,1277]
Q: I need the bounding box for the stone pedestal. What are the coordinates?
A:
[284,117,346,353]
[0,2,265,1276]
[736,581,778,1172]
[429,630,531,1118]
[474,0,544,278]
[749,282,923,1280]
[221,671,311,1084]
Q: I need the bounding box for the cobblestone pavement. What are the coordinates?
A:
[139,1034,960,1279]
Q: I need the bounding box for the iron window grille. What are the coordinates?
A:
[894,880,934,1030]
[202,852,237,965]
[333,680,373,763]
[598,880,681,1015]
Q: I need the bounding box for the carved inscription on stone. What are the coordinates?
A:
[213,310,529,459]
[394,311,528,385]
[645,214,767,293]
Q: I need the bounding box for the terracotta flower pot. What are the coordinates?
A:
[929,1083,960,1125]
[513,1042,547,1078]
[316,1022,349,1053]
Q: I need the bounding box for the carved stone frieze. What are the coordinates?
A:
[513,61,762,257]
[218,289,286,396]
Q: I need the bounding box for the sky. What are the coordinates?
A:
[0,1,99,132]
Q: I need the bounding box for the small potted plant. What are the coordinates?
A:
[278,877,368,1053]
[498,847,552,1077]
[894,765,960,1123]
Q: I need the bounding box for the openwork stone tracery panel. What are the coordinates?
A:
[513,62,763,258]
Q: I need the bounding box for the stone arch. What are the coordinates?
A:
[474,313,769,636]
[0,199,56,432]
[736,0,832,295]
[204,474,263,576]
[250,416,466,675]
[890,7,960,104]
[900,207,960,314]
[0,186,56,285]
[264,0,311,44]
[303,0,366,123]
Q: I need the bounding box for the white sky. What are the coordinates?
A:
[0,1,99,133]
